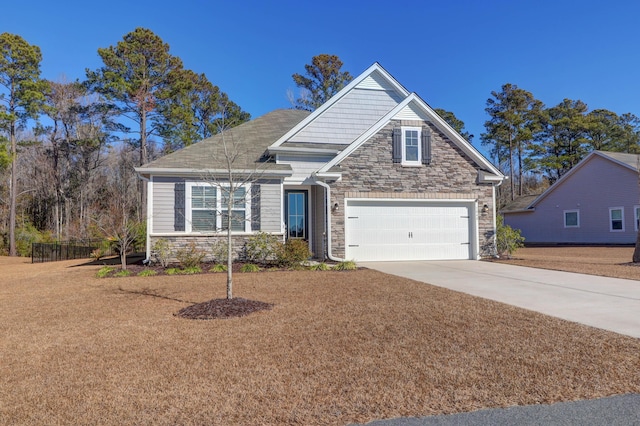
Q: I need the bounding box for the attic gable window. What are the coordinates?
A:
[402,127,421,166]
[393,126,432,166]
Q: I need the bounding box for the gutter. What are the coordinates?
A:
[314,179,344,262]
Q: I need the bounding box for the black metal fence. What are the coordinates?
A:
[31,240,103,263]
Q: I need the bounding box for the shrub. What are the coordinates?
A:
[209,263,227,273]
[245,232,280,264]
[180,266,202,274]
[176,241,206,268]
[137,269,157,277]
[152,238,172,268]
[276,239,312,267]
[90,248,105,261]
[211,240,230,264]
[166,267,181,275]
[114,269,131,277]
[310,262,330,271]
[496,215,525,258]
[96,266,114,278]
[240,263,261,273]
[332,260,357,271]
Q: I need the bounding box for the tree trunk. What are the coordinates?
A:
[226,174,233,299]
[9,118,17,256]
[633,230,640,263]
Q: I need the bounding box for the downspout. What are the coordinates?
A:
[137,174,152,262]
[315,179,344,262]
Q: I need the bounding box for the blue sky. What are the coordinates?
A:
[5,0,640,153]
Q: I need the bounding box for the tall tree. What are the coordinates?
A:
[0,33,46,256]
[292,54,353,111]
[157,69,250,152]
[481,84,543,200]
[86,28,183,218]
[533,99,589,183]
[434,108,473,142]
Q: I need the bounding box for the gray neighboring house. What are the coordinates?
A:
[135,63,505,262]
[503,150,640,244]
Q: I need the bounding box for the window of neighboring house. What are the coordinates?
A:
[564,210,579,228]
[402,126,421,166]
[187,183,250,233]
[609,207,624,232]
[635,205,640,231]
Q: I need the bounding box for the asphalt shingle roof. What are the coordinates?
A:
[138,109,311,172]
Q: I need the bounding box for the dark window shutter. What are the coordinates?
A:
[422,130,432,165]
[174,182,185,231]
[251,185,261,231]
[392,128,402,163]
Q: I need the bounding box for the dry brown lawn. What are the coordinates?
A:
[1,254,640,425]
[496,246,640,280]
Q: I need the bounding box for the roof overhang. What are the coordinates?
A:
[267,146,341,155]
[134,167,293,179]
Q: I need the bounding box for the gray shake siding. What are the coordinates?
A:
[328,120,495,258]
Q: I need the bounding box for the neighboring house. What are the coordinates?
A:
[502,151,640,244]
[135,63,505,262]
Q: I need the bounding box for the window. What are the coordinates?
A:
[191,185,217,231]
[609,207,624,232]
[635,206,640,231]
[564,210,579,228]
[402,126,421,166]
[187,183,250,233]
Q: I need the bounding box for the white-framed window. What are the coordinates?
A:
[564,210,579,228]
[186,182,250,233]
[402,126,422,166]
[635,205,640,231]
[609,207,624,232]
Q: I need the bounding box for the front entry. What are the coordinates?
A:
[284,190,308,240]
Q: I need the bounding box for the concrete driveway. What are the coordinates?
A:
[363,260,640,339]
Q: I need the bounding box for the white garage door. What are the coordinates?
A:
[345,200,474,261]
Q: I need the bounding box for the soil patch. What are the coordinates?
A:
[175,297,274,319]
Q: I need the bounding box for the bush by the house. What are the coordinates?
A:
[245,232,281,264]
[176,241,206,268]
[496,215,525,258]
[151,238,172,267]
[276,239,313,267]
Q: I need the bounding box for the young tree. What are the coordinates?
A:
[157,69,250,152]
[434,108,473,142]
[86,28,183,218]
[481,84,543,200]
[292,54,353,111]
[0,33,47,256]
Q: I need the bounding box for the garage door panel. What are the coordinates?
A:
[345,200,473,261]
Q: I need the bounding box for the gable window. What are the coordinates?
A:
[609,207,624,232]
[564,210,579,228]
[402,127,421,166]
[187,183,250,233]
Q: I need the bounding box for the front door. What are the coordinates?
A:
[285,190,308,239]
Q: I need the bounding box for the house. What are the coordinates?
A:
[135,63,505,262]
[502,151,640,244]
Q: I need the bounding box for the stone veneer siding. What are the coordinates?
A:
[328,119,496,259]
[150,234,285,264]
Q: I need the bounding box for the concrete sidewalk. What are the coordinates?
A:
[363,260,640,338]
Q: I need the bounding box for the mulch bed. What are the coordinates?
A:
[174,297,274,320]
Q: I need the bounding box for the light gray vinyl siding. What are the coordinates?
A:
[504,155,640,244]
[259,182,282,232]
[288,88,402,145]
[152,176,181,233]
[277,154,335,183]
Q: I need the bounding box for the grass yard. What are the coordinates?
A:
[495,246,640,280]
[1,255,640,425]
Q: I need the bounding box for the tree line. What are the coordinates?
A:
[3,27,638,257]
